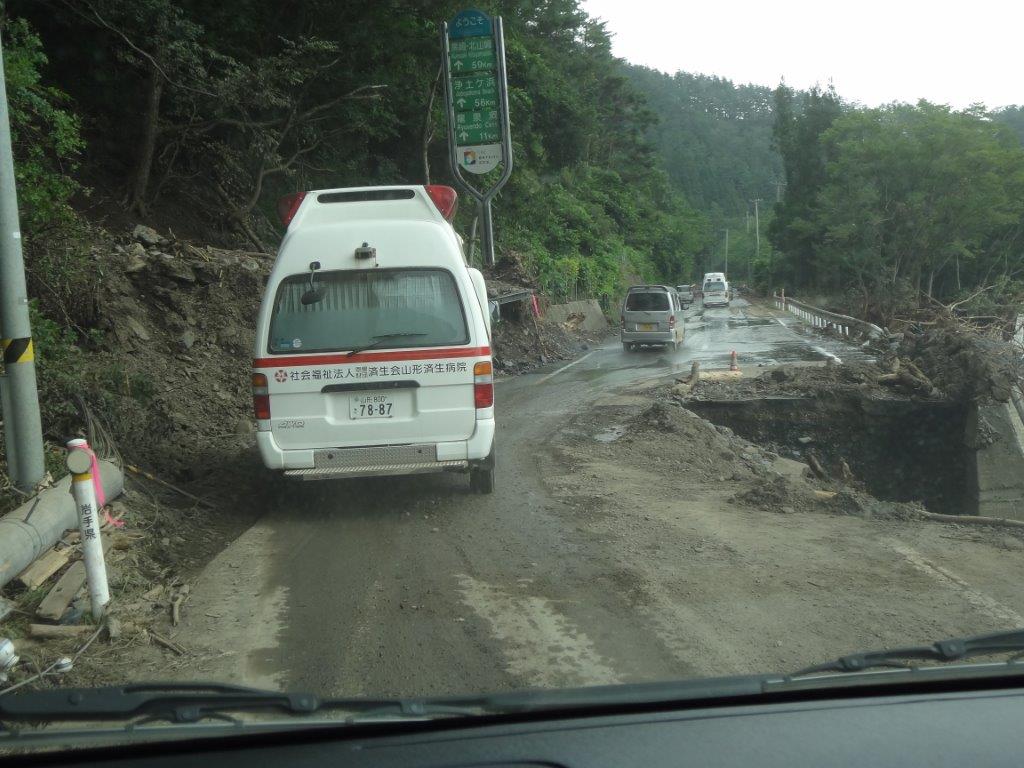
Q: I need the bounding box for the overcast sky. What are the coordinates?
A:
[580,0,1021,109]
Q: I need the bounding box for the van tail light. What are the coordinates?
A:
[669,315,676,329]
[473,361,494,409]
[277,192,306,227]
[426,185,458,221]
[252,373,271,420]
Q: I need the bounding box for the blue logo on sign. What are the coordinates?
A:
[448,8,492,39]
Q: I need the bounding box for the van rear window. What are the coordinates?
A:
[705,281,726,292]
[626,292,669,311]
[268,268,468,354]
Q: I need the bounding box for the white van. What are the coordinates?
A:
[702,279,730,308]
[251,185,496,493]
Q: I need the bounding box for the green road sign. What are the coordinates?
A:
[449,37,492,53]
[455,109,501,144]
[443,9,513,266]
[448,46,496,74]
[452,75,498,110]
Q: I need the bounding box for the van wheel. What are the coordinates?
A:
[623,342,634,352]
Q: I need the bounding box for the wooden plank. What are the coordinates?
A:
[35,561,86,621]
[35,535,114,622]
[29,623,93,639]
[17,546,73,590]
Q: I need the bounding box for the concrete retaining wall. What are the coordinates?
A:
[544,299,608,333]
[968,401,1024,521]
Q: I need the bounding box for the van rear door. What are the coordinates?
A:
[624,290,671,332]
[260,267,480,449]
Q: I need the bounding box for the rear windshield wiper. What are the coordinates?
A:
[790,627,1024,677]
[347,332,427,357]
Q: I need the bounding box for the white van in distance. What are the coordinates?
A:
[251,185,495,493]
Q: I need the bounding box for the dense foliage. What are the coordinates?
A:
[623,66,782,217]
[4,0,715,302]
[769,86,1024,322]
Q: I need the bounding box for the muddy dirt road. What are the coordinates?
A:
[159,300,1024,695]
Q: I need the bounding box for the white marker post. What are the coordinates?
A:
[66,440,109,619]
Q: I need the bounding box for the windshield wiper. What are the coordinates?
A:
[347,332,427,357]
[0,682,487,726]
[790,627,1024,677]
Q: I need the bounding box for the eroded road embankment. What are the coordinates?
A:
[141,300,1023,695]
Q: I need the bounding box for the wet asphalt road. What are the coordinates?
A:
[180,299,871,695]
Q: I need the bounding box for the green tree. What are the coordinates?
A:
[0,16,83,232]
[814,103,1024,319]
[768,83,843,289]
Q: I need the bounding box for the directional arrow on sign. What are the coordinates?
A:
[459,130,469,141]
[456,97,466,108]
[453,60,464,70]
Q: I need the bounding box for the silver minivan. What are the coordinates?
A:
[620,285,684,351]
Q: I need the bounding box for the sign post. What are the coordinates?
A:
[442,8,512,266]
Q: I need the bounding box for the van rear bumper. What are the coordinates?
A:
[621,330,674,344]
[257,418,495,480]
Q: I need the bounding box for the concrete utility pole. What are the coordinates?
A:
[751,198,762,287]
[723,228,729,276]
[0,33,46,491]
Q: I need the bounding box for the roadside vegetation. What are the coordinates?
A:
[770,85,1024,327]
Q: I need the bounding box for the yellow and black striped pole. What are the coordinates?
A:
[0,34,45,491]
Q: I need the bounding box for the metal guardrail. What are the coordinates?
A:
[492,289,534,306]
[772,292,885,339]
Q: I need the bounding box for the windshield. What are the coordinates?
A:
[3,0,1024,749]
[626,291,670,311]
[268,269,468,353]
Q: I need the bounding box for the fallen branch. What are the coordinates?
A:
[148,629,186,655]
[29,623,94,639]
[806,453,829,480]
[920,511,1024,530]
[125,465,215,509]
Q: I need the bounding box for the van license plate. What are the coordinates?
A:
[640,323,656,331]
[350,394,395,419]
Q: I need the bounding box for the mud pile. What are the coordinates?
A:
[897,325,1019,403]
[625,401,781,484]
[86,226,270,482]
[688,362,899,402]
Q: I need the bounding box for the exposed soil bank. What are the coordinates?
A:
[688,396,969,516]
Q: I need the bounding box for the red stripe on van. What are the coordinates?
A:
[253,346,491,368]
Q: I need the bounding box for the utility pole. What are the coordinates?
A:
[775,180,784,203]
[723,228,729,276]
[752,198,761,288]
[0,34,46,492]
[745,208,750,233]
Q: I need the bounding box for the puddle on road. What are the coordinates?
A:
[594,425,627,443]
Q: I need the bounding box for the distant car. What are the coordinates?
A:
[621,285,685,351]
[702,279,730,308]
[675,285,695,308]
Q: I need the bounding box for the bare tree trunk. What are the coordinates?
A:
[421,65,442,184]
[130,64,164,216]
